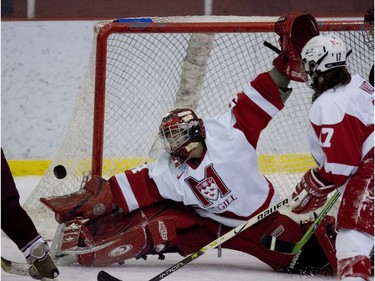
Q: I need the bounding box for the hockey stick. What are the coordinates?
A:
[263,41,281,55]
[261,190,341,255]
[97,194,300,281]
[1,256,59,281]
[1,256,30,277]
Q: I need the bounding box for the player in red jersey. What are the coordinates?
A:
[292,34,374,281]
[40,13,338,276]
[1,148,60,279]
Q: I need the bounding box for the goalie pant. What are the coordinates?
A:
[65,199,337,275]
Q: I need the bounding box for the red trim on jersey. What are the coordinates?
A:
[311,114,370,186]
[231,72,284,148]
[250,72,284,110]
[108,168,164,213]
[108,176,129,212]
[232,93,268,148]
[124,168,164,206]
[249,177,276,218]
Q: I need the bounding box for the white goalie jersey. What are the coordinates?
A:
[110,72,285,227]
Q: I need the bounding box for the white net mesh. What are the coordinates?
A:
[23,16,373,239]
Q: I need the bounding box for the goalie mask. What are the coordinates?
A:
[301,34,351,89]
[159,108,205,166]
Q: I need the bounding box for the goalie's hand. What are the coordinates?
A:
[273,12,319,82]
[292,168,336,214]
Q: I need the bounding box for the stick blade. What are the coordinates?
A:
[97,270,122,281]
[1,257,30,276]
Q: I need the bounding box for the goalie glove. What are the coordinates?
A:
[292,168,336,214]
[273,12,319,82]
[40,175,113,223]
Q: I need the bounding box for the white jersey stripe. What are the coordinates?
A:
[324,162,357,177]
[243,85,279,117]
[115,173,139,212]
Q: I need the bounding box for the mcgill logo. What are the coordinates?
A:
[185,164,230,207]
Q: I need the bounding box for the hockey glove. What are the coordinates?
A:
[273,12,319,82]
[292,168,336,214]
[40,175,113,223]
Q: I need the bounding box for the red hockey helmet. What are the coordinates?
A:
[158,108,205,165]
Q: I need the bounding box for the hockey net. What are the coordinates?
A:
[23,16,373,239]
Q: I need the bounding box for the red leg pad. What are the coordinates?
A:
[77,211,150,266]
[337,148,374,235]
[76,202,202,266]
[338,255,371,281]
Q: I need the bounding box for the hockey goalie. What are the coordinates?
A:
[41,12,340,277]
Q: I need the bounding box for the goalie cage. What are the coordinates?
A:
[22,16,374,239]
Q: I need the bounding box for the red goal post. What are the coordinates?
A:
[23,16,373,239]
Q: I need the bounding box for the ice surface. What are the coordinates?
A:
[1,177,371,281]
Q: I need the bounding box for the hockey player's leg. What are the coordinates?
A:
[211,211,337,275]
[256,213,336,274]
[1,148,41,247]
[40,175,113,223]
[336,230,373,281]
[182,213,306,272]
[23,237,59,280]
[2,148,60,279]
[336,148,374,281]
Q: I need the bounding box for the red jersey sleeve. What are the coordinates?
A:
[231,72,284,148]
[108,164,164,213]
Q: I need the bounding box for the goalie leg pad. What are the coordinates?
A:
[77,209,152,266]
[40,176,113,223]
[337,148,374,236]
[78,218,150,266]
[76,202,202,266]
[61,217,85,251]
[148,219,177,253]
